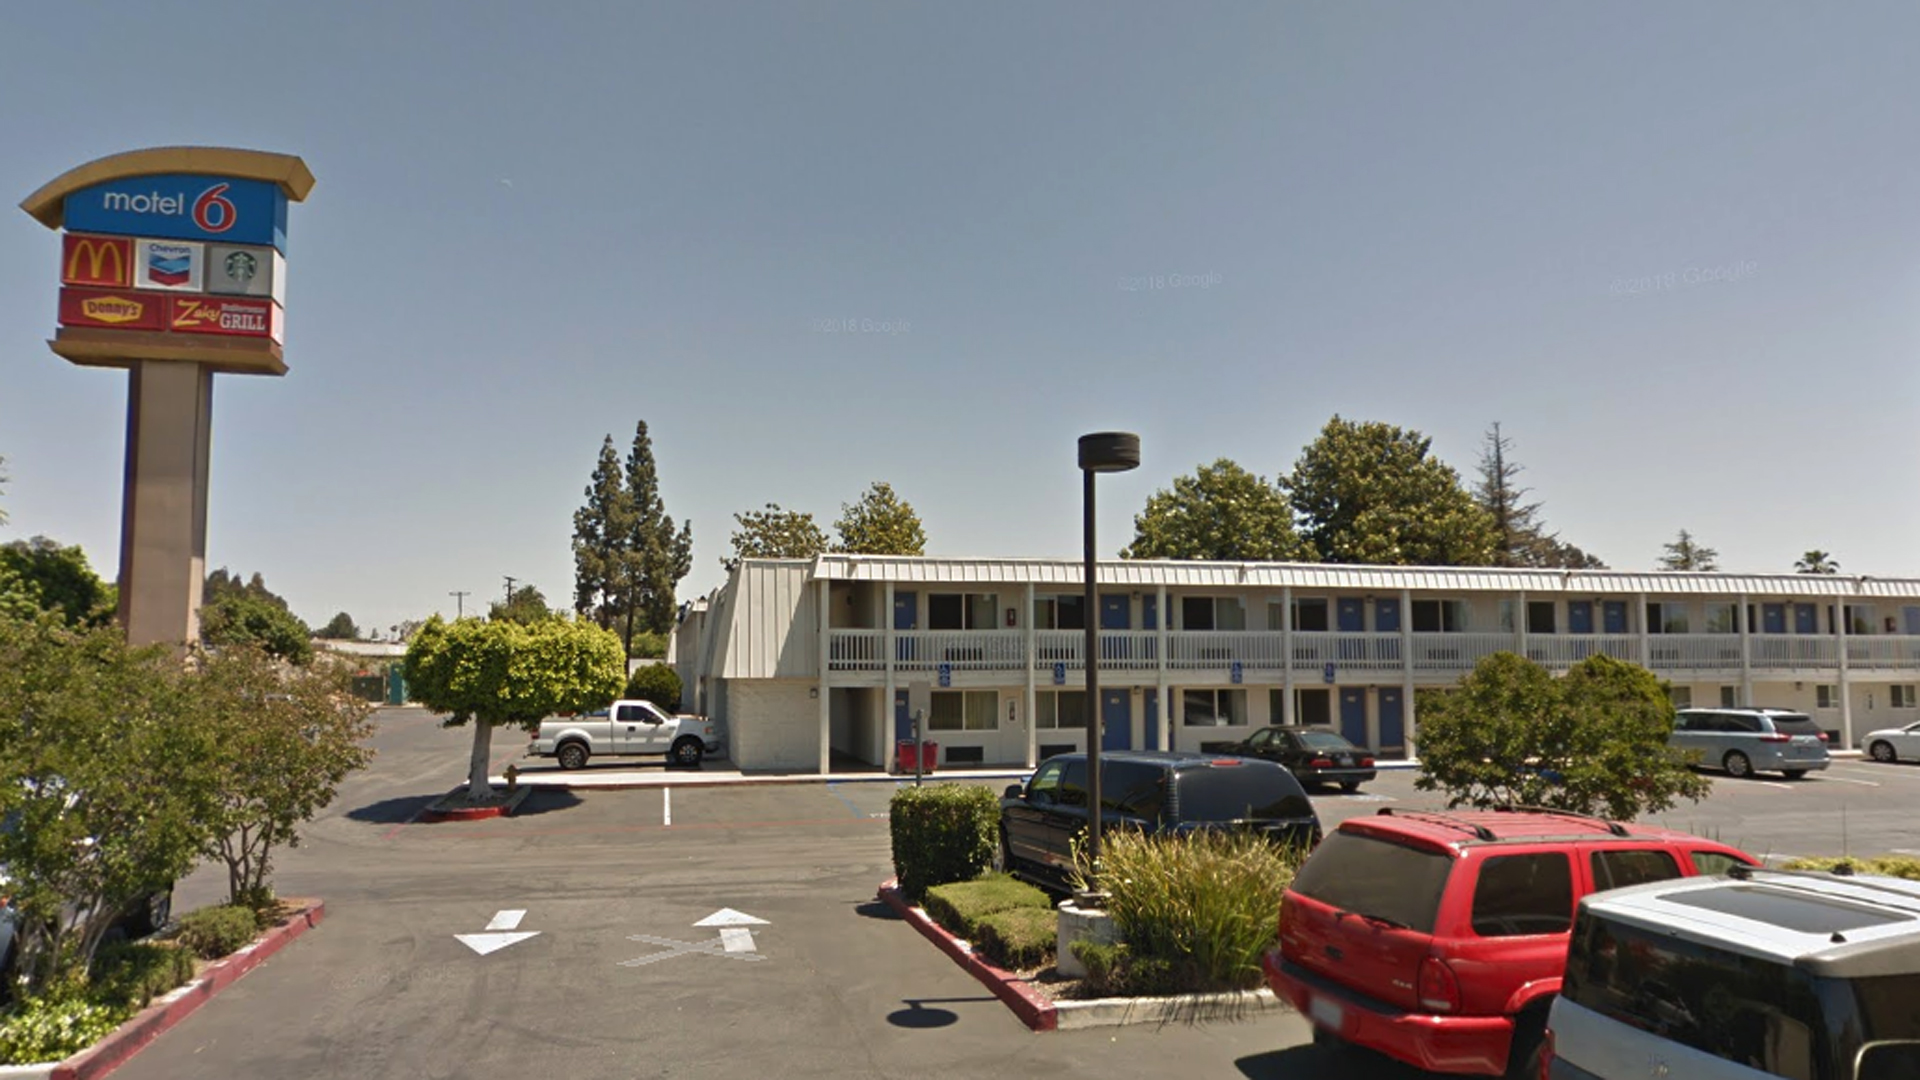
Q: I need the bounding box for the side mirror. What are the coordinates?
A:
[1004,783,1025,800]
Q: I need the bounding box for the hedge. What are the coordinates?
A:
[177,905,259,960]
[974,908,1056,970]
[888,784,999,901]
[923,875,1051,939]
[1781,855,1920,880]
[625,664,682,710]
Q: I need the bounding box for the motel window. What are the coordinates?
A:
[1648,602,1690,634]
[929,690,997,732]
[1268,601,1286,631]
[1033,595,1085,630]
[1182,689,1246,727]
[1285,688,1332,726]
[930,593,997,630]
[1294,598,1330,632]
[1035,691,1088,730]
[1720,686,1738,708]
[1895,686,1917,709]
[1816,685,1837,710]
[1704,603,1738,634]
[1180,596,1246,632]
[1527,602,1556,635]
[1668,686,1693,709]
[1411,599,1467,633]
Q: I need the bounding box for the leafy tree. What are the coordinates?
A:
[1415,652,1712,820]
[205,568,292,611]
[1122,459,1311,561]
[201,593,313,664]
[574,423,694,658]
[489,584,556,625]
[1283,416,1496,566]
[1659,529,1719,571]
[190,647,376,909]
[624,421,694,644]
[404,616,626,802]
[630,630,668,659]
[726,504,828,569]
[0,616,221,993]
[833,481,927,556]
[625,663,683,710]
[1471,424,1607,569]
[316,612,359,640]
[1795,550,1839,575]
[0,538,113,626]
[572,435,636,632]
[388,619,425,643]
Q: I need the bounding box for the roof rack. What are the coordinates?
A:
[1490,804,1631,837]
[1376,807,1496,841]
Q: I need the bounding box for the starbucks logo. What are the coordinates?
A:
[224,251,258,283]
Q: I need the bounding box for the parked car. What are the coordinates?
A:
[1545,864,1920,1080]
[1859,719,1920,763]
[1668,707,1830,779]
[1262,806,1759,1079]
[528,699,722,769]
[998,750,1322,892]
[1207,725,1377,792]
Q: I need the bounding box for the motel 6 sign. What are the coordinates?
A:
[21,148,314,375]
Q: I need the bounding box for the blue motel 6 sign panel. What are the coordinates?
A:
[62,174,289,251]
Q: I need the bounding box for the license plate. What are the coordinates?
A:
[1334,756,1351,766]
[1309,995,1344,1030]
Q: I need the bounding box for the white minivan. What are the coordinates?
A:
[1545,865,1920,1080]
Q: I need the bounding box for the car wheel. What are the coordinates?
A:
[993,828,1011,874]
[1311,1025,1348,1056]
[1872,740,1898,763]
[671,738,704,768]
[1339,781,1361,794]
[556,741,589,770]
[1723,750,1752,778]
[1506,1022,1546,1080]
[1782,769,1808,780]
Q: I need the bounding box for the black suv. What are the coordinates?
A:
[998,750,1322,890]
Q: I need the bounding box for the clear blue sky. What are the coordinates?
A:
[5,2,1919,635]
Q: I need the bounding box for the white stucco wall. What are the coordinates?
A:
[729,680,819,771]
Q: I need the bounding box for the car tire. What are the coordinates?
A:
[1339,781,1361,794]
[1311,1025,1348,1057]
[1506,1022,1546,1080]
[1872,740,1898,763]
[993,828,1012,874]
[556,741,589,770]
[671,738,704,768]
[1723,750,1752,778]
[1782,769,1808,780]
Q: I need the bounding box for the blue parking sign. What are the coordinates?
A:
[1231,660,1243,685]
[938,662,952,688]
[1053,662,1066,686]
[1323,662,1336,684]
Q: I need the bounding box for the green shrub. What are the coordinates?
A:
[625,664,682,710]
[1076,829,1305,994]
[1071,939,1127,995]
[888,784,999,901]
[90,942,196,1010]
[922,874,1052,938]
[975,908,1056,970]
[234,885,279,928]
[629,631,669,660]
[177,905,259,959]
[0,996,124,1065]
[1782,856,1920,880]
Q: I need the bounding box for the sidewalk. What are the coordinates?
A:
[494,754,1425,790]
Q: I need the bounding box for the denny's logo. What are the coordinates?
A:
[81,296,145,324]
[61,234,132,288]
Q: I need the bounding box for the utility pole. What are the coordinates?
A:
[503,576,517,606]
[449,590,470,618]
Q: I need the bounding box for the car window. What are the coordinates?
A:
[1296,731,1354,752]
[1769,715,1823,738]
[1026,761,1065,802]
[1058,759,1089,808]
[1859,1044,1920,1080]
[1470,853,1573,937]
[1172,763,1310,822]
[1289,831,1453,934]
[1590,849,1681,892]
[1732,713,1766,733]
[615,704,647,723]
[1245,729,1274,749]
[1690,850,1752,876]
[1102,760,1166,820]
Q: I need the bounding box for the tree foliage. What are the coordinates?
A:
[625,663,683,710]
[572,435,634,632]
[626,421,695,641]
[404,616,626,800]
[573,423,694,657]
[833,481,927,556]
[1414,652,1712,820]
[1123,459,1310,561]
[189,647,376,908]
[201,594,312,664]
[489,584,557,625]
[1659,529,1719,571]
[1,538,114,627]
[1283,416,1496,566]
[1472,424,1608,569]
[1795,550,1839,575]
[726,504,828,569]
[316,612,359,640]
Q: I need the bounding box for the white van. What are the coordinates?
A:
[1545,864,1920,1080]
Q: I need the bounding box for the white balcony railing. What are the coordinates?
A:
[827,629,883,671]
[888,630,1027,672]
[1522,634,1640,669]
[1288,632,1403,673]
[1033,630,1161,670]
[1648,634,1745,671]
[1410,633,1516,672]
[1750,636,1838,670]
[1845,637,1920,670]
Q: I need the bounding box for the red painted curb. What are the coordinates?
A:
[420,803,509,822]
[877,880,1056,1032]
[52,899,326,1080]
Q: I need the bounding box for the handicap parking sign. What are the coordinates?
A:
[1230,660,1243,684]
[938,662,952,688]
[1323,662,1336,684]
[1053,662,1066,686]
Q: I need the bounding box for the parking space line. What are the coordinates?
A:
[664,787,672,827]
[1820,776,1880,787]
[1745,779,1795,790]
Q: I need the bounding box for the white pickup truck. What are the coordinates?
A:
[528,699,723,770]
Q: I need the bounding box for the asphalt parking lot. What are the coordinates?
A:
[110,710,1920,1080]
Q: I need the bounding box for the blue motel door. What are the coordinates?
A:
[1339,687,1367,746]
[1102,689,1131,751]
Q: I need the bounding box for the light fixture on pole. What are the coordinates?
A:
[1078,431,1140,894]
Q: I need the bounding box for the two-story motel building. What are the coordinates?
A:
[670,556,1920,774]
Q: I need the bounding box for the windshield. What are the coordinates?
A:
[1295,731,1355,752]
[1289,831,1453,934]
[1770,716,1825,738]
[1173,765,1311,823]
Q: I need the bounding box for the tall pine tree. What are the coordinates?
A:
[572,436,635,630]
[624,421,693,649]
[1472,423,1607,569]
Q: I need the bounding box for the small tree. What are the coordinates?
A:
[489,584,556,625]
[317,612,359,640]
[1659,529,1719,571]
[833,482,927,555]
[625,663,683,710]
[1283,416,1496,566]
[1122,459,1310,561]
[1,538,114,627]
[725,504,828,569]
[405,617,626,802]
[1795,550,1839,575]
[1415,652,1711,820]
[202,593,313,663]
[192,647,376,909]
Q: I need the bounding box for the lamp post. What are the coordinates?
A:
[1078,431,1140,891]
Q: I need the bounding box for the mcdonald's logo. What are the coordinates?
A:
[61,234,132,288]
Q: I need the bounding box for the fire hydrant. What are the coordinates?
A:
[504,763,520,793]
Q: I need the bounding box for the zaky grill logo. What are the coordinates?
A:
[61,234,132,288]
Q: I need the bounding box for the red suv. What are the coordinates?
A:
[1260,806,1758,1079]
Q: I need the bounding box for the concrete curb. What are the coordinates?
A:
[1054,987,1285,1031]
[506,769,1032,792]
[876,881,1056,1032]
[420,785,533,822]
[0,899,328,1080]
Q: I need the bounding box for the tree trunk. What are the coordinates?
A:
[467,721,495,802]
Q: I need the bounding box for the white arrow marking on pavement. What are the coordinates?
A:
[693,908,768,927]
[719,927,756,953]
[457,909,540,955]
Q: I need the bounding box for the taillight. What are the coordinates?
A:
[1359,756,1376,767]
[1309,757,1334,768]
[1818,732,1830,742]
[1760,733,1790,743]
[1417,955,1461,1013]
